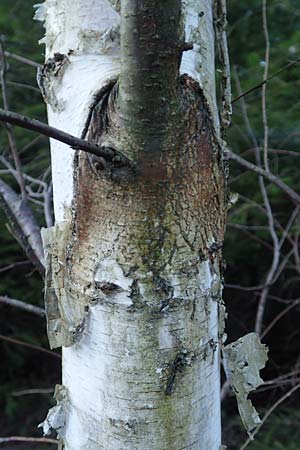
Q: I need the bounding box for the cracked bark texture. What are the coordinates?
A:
[37,0,228,449]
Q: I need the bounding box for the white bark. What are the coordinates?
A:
[35,0,120,221]
[37,1,225,449]
[181,0,220,133]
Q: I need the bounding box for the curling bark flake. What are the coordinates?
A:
[36,0,228,449]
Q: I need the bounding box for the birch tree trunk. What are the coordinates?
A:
[36,1,228,449]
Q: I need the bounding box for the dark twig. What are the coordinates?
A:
[4,50,41,68]
[0,295,45,317]
[254,3,279,336]
[0,334,61,359]
[0,108,131,166]
[6,80,41,93]
[238,384,300,450]
[0,178,45,273]
[11,388,54,397]
[232,58,300,103]
[0,260,31,273]
[0,436,57,445]
[228,150,300,205]
[0,39,27,198]
[261,299,300,339]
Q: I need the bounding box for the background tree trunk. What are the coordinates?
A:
[37,0,227,448]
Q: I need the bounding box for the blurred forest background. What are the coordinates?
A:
[0,1,300,449]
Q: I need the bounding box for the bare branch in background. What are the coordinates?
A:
[0,295,45,317]
[0,39,27,198]
[261,0,270,172]
[0,178,45,274]
[232,58,300,104]
[254,1,279,336]
[4,50,41,68]
[0,260,31,273]
[228,150,300,204]
[0,436,58,445]
[238,384,300,450]
[0,155,54,227]
[261,299,300,339]
[0,334,61,359]
[11,388,54,397]
[0,38,46,275]
[6,80,41,93]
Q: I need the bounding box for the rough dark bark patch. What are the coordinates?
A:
[71,73,225,274]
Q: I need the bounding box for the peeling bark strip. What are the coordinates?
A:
[39,384,68,445]
[223,333,268,435]
[41,220,87,349]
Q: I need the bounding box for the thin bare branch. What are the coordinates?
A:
[238,384,300,450]
[279,207,300,249]
[0,295,45,317]
[4,50,41,68]
[11,388,54,397]
[239,147,300,159]
[261,299,300,339]
[0,39,27,198]
[19,135,44,155]
[0,178,45,272]
[262,368,300,387]
[6,80,41,94]
[0,154,47,189]
[261,0,270,172]
[0,334,61,359]
[232,58,300,103]
[0,260,30,273]
[0,436,57,445]
[254,2,280,336]
[0,108,131,166]
[228,150,300,205]
[225,283,270,292]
